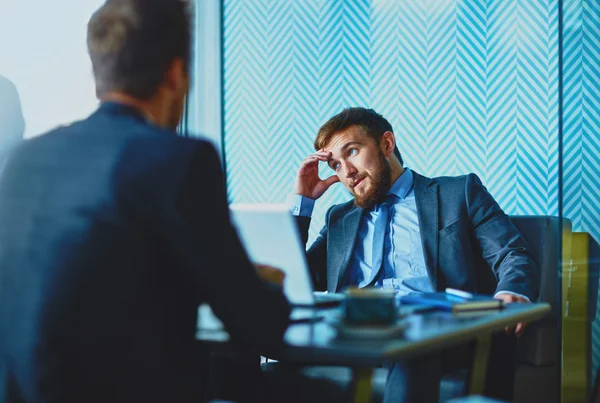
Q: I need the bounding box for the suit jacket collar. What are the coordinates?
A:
[331,205,363,292]
[336,170,415,289]
[330,171,441,292]
[412,171,440,290]
[97,102,152,126]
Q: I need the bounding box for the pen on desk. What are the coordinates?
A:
[445,288,474,299]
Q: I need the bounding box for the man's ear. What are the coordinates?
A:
[380,131,396,158]
[164,58,188,93]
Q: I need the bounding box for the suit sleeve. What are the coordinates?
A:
[465,174,540,301]
[295,206,332,292]
[165,142,290,352]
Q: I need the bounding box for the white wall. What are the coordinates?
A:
[0,0,104,138]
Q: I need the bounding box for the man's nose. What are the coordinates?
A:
[343,162,357,178]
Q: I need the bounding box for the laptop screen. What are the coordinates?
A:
[229,203,315,305]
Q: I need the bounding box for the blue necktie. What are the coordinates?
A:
[365,194,396,287]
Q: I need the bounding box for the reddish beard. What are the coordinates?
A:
[351,151,391,209]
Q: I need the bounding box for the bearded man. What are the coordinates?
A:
[290,107,539,403]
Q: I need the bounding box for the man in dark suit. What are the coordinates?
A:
[291,107,539,402]
[0,1,291,402]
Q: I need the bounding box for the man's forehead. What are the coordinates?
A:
[323,126,367,151]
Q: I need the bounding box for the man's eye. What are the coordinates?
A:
[332,162,340,171]
[349,148,358,156]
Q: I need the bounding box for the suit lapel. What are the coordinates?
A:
[330,206,363,292]
[413,172,440,290]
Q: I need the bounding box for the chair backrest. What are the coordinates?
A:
[509,216,568,309]
[593,368,600,403]
[509,215,570,367]
[588,236,599,320]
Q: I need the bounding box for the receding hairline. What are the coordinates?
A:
[315,124,375,151]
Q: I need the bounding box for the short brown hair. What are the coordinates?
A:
[315,107,403,165]
[87,0,192,99]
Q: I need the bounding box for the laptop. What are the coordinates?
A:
[229,203,343,320]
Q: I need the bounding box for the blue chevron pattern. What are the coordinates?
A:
[562,0,600,382]
[222,0,599,376]
[224,0,562,239]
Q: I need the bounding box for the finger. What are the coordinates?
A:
[267,266,284,277]
[299,156,321,169]
[309,153,330,162]
[256,264,279,276]
[307,149,331,159]
[495,294,516,304]
[324,175,340,187]
[515,322,526,337]
[301,154,330,165]
[255,263,274,270]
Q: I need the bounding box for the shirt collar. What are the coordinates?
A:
[98,101,153,126]
[388,167,414,200]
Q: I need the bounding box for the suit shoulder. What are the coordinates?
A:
[328,199,356,218]
[431,172,482,189]
[86,116,221,169]
[111,122,217,159]
[168,136,222,172]
[122,134,221,182]
[155,134,219,161]
[17,116,220,174]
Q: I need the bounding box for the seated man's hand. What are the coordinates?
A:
[495,292,530,337]
[293,149,340,200]
[255,264,286,288]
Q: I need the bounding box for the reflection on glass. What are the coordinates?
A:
[561,0,600,402]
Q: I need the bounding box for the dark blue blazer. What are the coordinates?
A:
[0,103,290,403]
[298,171,539,300]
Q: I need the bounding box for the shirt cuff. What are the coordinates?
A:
[494,290,530,302]
[287,194,315,217]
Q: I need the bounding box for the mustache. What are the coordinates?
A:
[349,174,367,188]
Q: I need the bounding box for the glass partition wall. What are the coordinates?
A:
[561,1,600,402]
[188,0,600,401]
[222,0,561,242]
